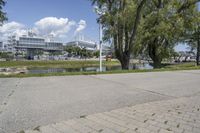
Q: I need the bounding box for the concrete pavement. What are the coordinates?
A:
[25,93,200,133]
[0,70,200,133]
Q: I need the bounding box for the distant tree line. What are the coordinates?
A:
[0,52,14,61]
[64,46,100,58]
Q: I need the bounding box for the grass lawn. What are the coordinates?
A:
[0,61,199,78]
[164,62,197,68]
[0,60,120,68]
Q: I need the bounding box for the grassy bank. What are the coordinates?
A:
[0,60,120,68]
[0,62,200,78]
[164,62,197,68]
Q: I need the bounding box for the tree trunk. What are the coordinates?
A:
[149,43,162,69]
[197,35,200,66]
[115,48,130,70]
[152,57,162,68]
[120,56,130,70]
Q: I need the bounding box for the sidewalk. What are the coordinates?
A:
[25,94,200,133]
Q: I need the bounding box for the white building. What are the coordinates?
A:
[3,36,17,53]
[66,40,98,51]
[14,36,63,59]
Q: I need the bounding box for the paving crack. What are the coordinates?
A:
[89,75,176,99]
[0,78,21,115]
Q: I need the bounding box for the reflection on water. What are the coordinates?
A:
[28,63,153,74]
[132,63,153,70]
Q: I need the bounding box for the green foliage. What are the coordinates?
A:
[64,45,81,55]
[0,60,120,68]
[49,51,61,56]
[0,0,7,24]
[92,0,199,69]
[1,62,199,78]
[134,0,199,68]
[64,45,98,58]
[92,0,147,69]
[0,52,14,61]
[93,50,100,58]
[183,6,200,65]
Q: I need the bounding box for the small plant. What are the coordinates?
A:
[18,130,25,133]
[177,123,180,128]
[98,129,103,132]
[80,115,87,118]
[166,128,172,131]
[33,126,40,131]
[144,119,148,123]
[164,120,168,124]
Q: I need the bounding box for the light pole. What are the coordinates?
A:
[99,23,103,72]
[94,6,106,72]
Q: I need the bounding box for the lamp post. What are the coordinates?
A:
[94,6,106,72]
[99,23,103,72]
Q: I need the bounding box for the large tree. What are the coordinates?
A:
[184,6,200,65]
[135,0,200,68]
[92,0,199,69]
[91,0,147,69]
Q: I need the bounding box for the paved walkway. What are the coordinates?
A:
[25,94,200,133]
[0,70,200,133]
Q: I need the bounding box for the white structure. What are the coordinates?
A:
[3,36,17,53]
[66,34,98,51]
[66,40,97,51]
[14,36,63,59]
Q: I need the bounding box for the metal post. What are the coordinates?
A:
[99,23,103,72]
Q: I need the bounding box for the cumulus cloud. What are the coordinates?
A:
[75,20,87,34]
[0,21,27,41]
[0,17,87,42]
[34,17,76,39]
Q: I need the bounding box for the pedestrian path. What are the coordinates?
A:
[24,94,200,133]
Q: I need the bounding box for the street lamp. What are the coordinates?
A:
[94,6,106,72]
[99,23,103,72]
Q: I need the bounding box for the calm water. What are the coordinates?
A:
[28,63,153,74]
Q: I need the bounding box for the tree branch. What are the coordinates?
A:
[177,0,200,13]
[128,0,147,51]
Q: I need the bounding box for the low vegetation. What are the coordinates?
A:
[0,62,199,78]
[0,60,120,68]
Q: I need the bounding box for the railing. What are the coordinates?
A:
[15,45,63,51]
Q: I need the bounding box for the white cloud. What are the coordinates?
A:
[0,21,27,41]
[75,20,87,34]
[34,17,76,39]
[0,21,24,33]
[0,17,87,42]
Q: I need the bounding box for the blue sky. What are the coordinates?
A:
[2,0,99,42]
[2,1,200,51]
